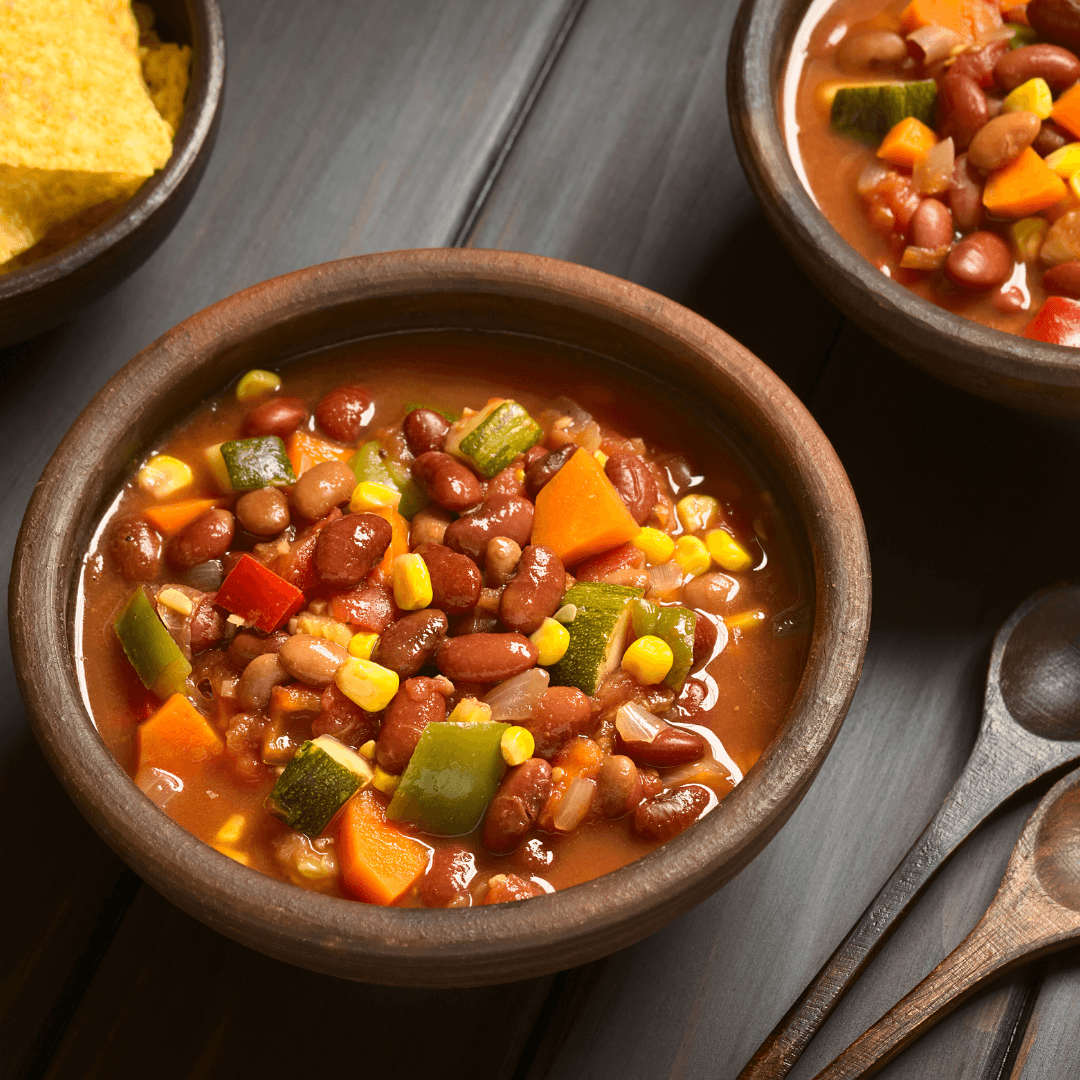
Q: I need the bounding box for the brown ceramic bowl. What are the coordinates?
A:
[728,0,1080,417]
[0,0,225,349]
[10,249,870,986]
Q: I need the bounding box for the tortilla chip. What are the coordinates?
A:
[91,0,142,56]
[140,42,192,133]
[0,0,174,176]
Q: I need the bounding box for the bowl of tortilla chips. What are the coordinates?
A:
[0,0,224,348]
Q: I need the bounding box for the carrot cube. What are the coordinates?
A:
[338,789,430,905]
[136,693,225,772]
[286,430,354,477]
[142,497,222,537]
[876,117,938,169]
[983,147,1068,217]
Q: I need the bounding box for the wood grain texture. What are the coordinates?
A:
[1008,956,1080,1079]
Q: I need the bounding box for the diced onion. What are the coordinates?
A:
[138,767,183,808]
[552,396,593,432]
[553,603,577,624]
[484,668,550,721]
[185,559,224,592]
[552,777,597,832]
[615,700,667,744]
[856,160,892,197]
[646,560,683,598]
[913,137,954,196]
[906,24,961,64]
[900,245,949,270]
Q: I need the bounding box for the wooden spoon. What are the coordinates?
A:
[809,763,1080,1079]
[739,584,1080,1080]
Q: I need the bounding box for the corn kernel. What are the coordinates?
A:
[529,617,570,666]
[501,726,535,766]
[295,612,353,647]
[1003,77,1053,119]
[514,468,526,484]
[335,657,399,712]
[706,528,754,572]
[726,609,766,632]
[676,494,720,533]
[448,697,492,724]
[212,845,252,866]
[621,635,674,685]
[350,481,401,512]
[1010,217,1048,263]
[235,368,281,400]
[1045,143,1080,179]
[633,526,676,564]
[157,588,194,616]
[372,766,400,797]
[138,454,193,499]
[358,740,377,761]
[393,553,433,610]
[348,632,380,660]
[593,449,609,468]
[1070,170,1080,206]
[673,535,710,576]
[204,443,233,492]
[215,813,247,844]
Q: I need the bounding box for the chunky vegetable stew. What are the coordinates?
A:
[79,333,810,908]
[788,0,1080,343]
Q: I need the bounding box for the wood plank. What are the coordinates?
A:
[0,0,575,1075]
[1008,956,1080,1079]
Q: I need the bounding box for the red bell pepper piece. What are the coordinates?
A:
[1024,297,1080,346]
[216,554,305,632]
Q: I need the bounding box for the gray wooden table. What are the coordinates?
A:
[4,1,1080,1077]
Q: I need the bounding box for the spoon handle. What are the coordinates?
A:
[737,730,1034,1080]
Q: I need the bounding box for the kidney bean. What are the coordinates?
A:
[449,610,500,636]
[167,509,235,572]
[595,755,643,819]
[373,609,448,677]
[692,615,719,670]
[236,652,289,711]
[409,505,454,548]
[243,396,309,439]
[292,460,356,521]
[985,94,1005,120]
[1029,0,1080,51]
[227,629,288,669]
[278,634,348,687]
[331,585,396,632]
[314,385,373,443]
[444,495,534,562]
[486,465,527,500]
[377,676,448,772]
[106,515,162,580]
[524,445,576,500]
[937,73,987,153]
[908,198,954,251]
[945,231,1013,290]
[604,452,659,525]
[236,487,290,536]
[523,686,595,759]
[482,758,553,854]
[414,542,482,614]
[311,683,378,747]
[411,452,484,512]
[482,873,545,905]
[1034,119,1071,157]
[631,784,712,842]
[968,111,1041,171]
[313,512,392,588]
[835,29,907,74]
[436,632,538,682]
[513,836,555,875]
[403,409,450,456]
[499,545,566,635]
[1044,260,1080,297]
[949,153,984,232]
[997,43,1080,93]
[575,541,647,589]
[418,844,477,908]
[617,724,708,768]
[189,594,226,654]
[949,40,1008,88]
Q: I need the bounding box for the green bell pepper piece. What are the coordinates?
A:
[114,586,192,699]
[220,436,296,490]
[630,598,697,692]
[350,441,428,520]
[1006,22,1038,49]
[387,720,509,835]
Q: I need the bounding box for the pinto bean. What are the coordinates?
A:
[444,495,534,562]
[482,758,553,854]
[604,452,659,525]
[1044,260,1080,297]
[278,634,348,686]
[523,686,595,759]
[243,396,309,439]
[909,198,954,251]
[311,682,378,747]
[499,545,566,634]
[945,231,1013,290]
[436,632,538,682]
[107,515,162,580]
[1034,119,1071,157]
[411,452,484,512]
[485,537,522,586]
[1028,0,1080,53]
[617,725,708,768]
[525,445,576,500]
[292,460,356,521]
[937,73,987,153]
[314,384,373,443]
[631,784,712,842]
[949,153,984,232]
[595,755,642,819]
[835,29,907,74]
[227,629,289,669]
[692,615,719,670]
[167,509,235,572]
[403,409,450,456]
[236,487,290,536]
[189,594,226,654]
[236,652,289,711]
[995,43,1080,93]
[409,505,454,548]
[418,844,477,908]
[482,873,544,905]
[968,111,1041,171]
[415,542,482,615]
[377,676,448,773]
[373,609,448,677]
[313,512,392,588]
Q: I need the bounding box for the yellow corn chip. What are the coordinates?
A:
[91,0,142,56]
[140,43,192,134]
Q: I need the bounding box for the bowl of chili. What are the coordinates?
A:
[11,248,870,985]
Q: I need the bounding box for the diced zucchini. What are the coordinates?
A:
[350,440,428,520]
[445,399,542,478]
[114,586,192,699]
[630,598,698,692]
[268,735,374,836]
[219,436,296,490]
[549,581,645,696]
[831,81,936,145]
